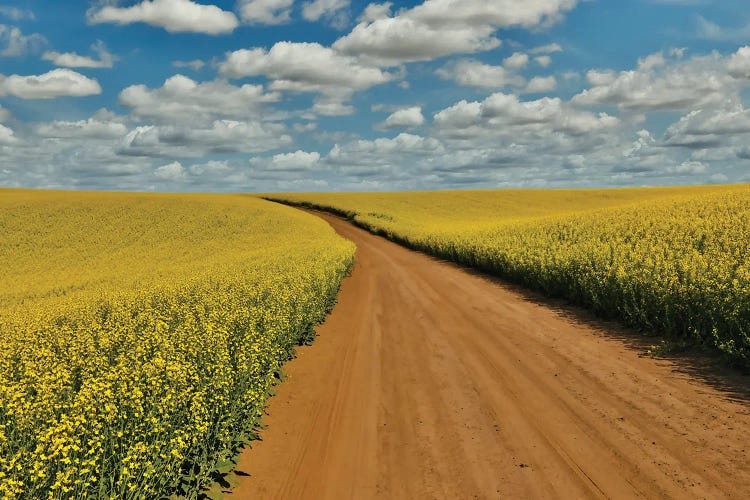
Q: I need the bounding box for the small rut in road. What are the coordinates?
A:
[228,209,750,499]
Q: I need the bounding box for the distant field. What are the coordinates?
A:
[0,190,354,498]
[271,185,750,366]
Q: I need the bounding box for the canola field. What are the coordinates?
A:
[272,185,750,366]
[0,190,354,498]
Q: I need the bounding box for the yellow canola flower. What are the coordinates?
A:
[0,190,354,499]
[275,184,750,365]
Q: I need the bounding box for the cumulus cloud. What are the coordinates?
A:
[358,2,391,23]
[333,17,500,66]
[0,123,18,144]
[119,75,279,122]
[728,46,750,79]
[88,0,239,35]
[0,69,102,99]
[251,150,321,170]
[0,104,10,122]
[36,112,128,139]
[334,0,578,66]
[302,0,350,29]
[0,24,45,57]
[623,130,659,160]
[311,97,356,116]
[573,50,738,111]
[380,106,425,129]
[672,160,708,174]
[435,92,619,140]
[154,161,186,180]
[220,42,393,98]
[188,160,234,177]
[238,0,294,25]
[523,76,557,94]
[662,99,750,149]
[436,59,525,88]
[42,41,115,69]
[118,120,291,158]
[327,133,444,173]
[503,52,529,70]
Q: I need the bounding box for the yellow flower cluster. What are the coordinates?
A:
[0,190,354,498]
[274,184,750,365]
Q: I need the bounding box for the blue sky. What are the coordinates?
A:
[0,0,749,191]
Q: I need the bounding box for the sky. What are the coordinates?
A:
[0,0,749,192]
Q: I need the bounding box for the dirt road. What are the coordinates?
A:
[230,210,750,499]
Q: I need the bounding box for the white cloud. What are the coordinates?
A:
[381,106,425,129]
[0,24,45,57]
[358,2,391,23]
[0,69,102,99]
[535,55,552,67]
[333,16,500,66]
[434,92,619,140]
[36,113,128,140]
[327,133,444,171]
[0,123,17,144]
[42,41,115,69]
[293,121,318,132]
[573,50,737,111]
[523,75,557,94]
[173,59,205,71]
[0,104,10,122]
[220,42,393,98]
[334,0,578,66]
[251,150,322,170]
[88,0,239,35]
[302,0,350,28]
[503,52,529,70]
[0,7,35,21]
[662,99,750,148]
[530,43,562,54]
[638,52,665,71]
[407,0,578,30]
[154,161,186,180]
[188,160,234,177]
[728,46,750,79]
[436,59,525,88]
[238,0,294,25]
[311,97,356,116]
[671,160,708,174]
[119,120,292,158]
[624,129,660,160]
[119,74,279,122]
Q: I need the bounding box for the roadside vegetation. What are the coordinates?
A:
[0,190,354,498]
[272,185,750,368]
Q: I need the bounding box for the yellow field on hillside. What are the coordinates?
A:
[272,185,750,365]
[0,190,354,498]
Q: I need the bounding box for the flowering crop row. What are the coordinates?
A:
[0,190,355,498]
[273,185,750,366]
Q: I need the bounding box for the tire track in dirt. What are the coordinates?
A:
[228,210,750,499]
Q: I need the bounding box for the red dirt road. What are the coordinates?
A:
[229,211,750,499]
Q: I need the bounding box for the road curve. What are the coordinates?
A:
[229,210,750,499]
